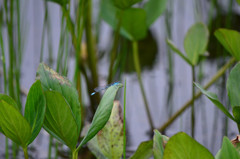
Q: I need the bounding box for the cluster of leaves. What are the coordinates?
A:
[0,63,123,158]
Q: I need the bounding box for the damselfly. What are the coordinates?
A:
[91,82,120,96]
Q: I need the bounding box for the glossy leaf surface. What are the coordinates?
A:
[79,83,123,148]
[184,23,209,65]
[215,29,240,60]
[0,101,31,148]
[163,132,214,159]
[24,80,46,144]
[44,91,78,151]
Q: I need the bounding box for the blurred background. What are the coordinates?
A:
[0,0,240,158]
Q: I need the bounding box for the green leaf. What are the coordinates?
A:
[143,0,168,27]
[216,137,240,159]
[113,0,143,10]
[44,91,78,151]
[0,100,31,148]
[237,0,240,5]
[24,80,46,145]
[233,106,240,123]
[184,23,209,65]
[87,135,106,159]
[79,83,123,148]
[97,101,123,159]
[121,8,147,41]
[153,130,168,159]
[194,82,235,121]
[215,29,240,60]
[37,63,81,135]
[0,94,19,110]
[227,63,240,108]
[129,140,153,159]
[166,39,192,65]
[163,132,214,159]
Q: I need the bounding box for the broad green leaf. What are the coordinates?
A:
[24,80,46,145]
[101,1,147,41]
[44,91,78,151]
[79,83,123,147]
[163,132,214,159]
[143,0,168,27]
[166,39,192,65]
[129,140,153,159]
[153,130,168,159]
[97,101,123,159]
[233,106,240,123]
[0,101,31,148]
[46,0,69,6]
[37,63,81,135]
[121,8,147,41]
[184,23,209,65]
[0,95,19,134]
[0,94,19,110]
[215,29,240,60]
[194,82,235,121]
[113,0,143,10]
[216,137,240,159]
[227,63,240,108]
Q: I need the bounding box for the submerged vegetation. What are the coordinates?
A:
[1,0,240,158]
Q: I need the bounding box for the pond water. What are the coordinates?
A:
[1,0,240,158]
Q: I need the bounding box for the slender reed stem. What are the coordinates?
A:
[123,80,127,159]
[23,148,29,159]
[191,66,195,138]
[48,135,53,159]
[159,58,236,132]
[132,41,154,131]
[72,150,78,159]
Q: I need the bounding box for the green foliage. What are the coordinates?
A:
[227,63,240,108]
[113,0,143,10]
[215,29,240,60]
[153,130,168,159]
[46,0,69,6]
[237,0,240,5]
[194,82,235,121]
[0,100,32,148]
[79,83,123,148]
[163,132,214,159]
[87,102,124,159]
[143,0,168,27]
[44,91,79,151]
[37,63,81,135]
[184,23,209,65]
[167,22,209,66]
[215,137,240,159]
[130,140,153,159]
[0,80,46,148]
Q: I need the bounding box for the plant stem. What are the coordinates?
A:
[123,79,127,159]
[132,41,154,131]
[72,150,78,159]
[159,57,236,132]
[191,66,195,138]
[48,135,53,159]
[23,148,29,159]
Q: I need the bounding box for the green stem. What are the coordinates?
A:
[132,41,154,131]
[23,148,29,159]
[5,138,9,159]
[72,150,78,159]
[191,66,195,138]
[159,58,236,132]
[48,135,53,159]
[237,124,240,134]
